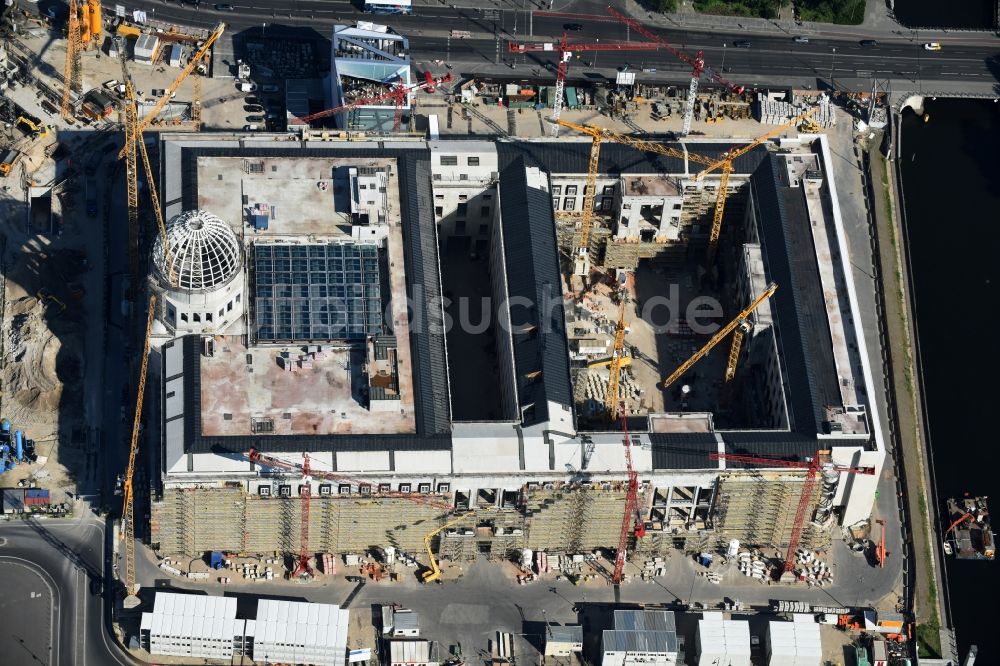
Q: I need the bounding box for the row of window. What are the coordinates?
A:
[553,197,614,212]
[167,295,240,326]
[440,155,480,166]
[260,481,451,497]
[435,204,492,219]
[552,184,615,197]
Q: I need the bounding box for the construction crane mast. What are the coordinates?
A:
[299,73,452,127]
[61,0,83,119]
[612,402,644,584]
[608,6,745,137]
[605,298,628,419]
[121,295,156,608]
[709,451,875,575]
[662,282,778,390]
[509,37,658,137]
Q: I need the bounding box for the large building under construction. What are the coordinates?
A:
[147,131,885,567]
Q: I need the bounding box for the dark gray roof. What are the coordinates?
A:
[175,144,451,454]
[750,154,841,435]
[498,158,574,426]
[497,141,768,178]
[649,433,720,470]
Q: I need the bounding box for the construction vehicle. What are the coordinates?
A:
[118,23,226,159]
[709,450,875,576]
[874,519,888,568]
[612,401,644,584]
[120,295,156,608]
[0,149,17,177]
[299,72,453,130]
[422,511,475,583]
[507,36,658,137]
[608,6,745,137]
[16,115,49,138]
[661,282,778,391]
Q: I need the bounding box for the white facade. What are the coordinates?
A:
[696,613,751,666]
[253,599,350,666]
[140,592,243,660]
[613,175,685,242]
[765,616,821,666]
[602,610,680,666]
[389,640,438,666]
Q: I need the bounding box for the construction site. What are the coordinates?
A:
[0,0,897,616]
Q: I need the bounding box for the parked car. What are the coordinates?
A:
[793,36,810,44]
[563,23,583,31]
[261,84,279,93]
[215,3,234,10]
[245,96,260,105]
[923,42,942,51]
[244,124,260,131]
[244,104,264,112]
[733,40,751,48]
[246,114,264,122]
[859,39,879,48]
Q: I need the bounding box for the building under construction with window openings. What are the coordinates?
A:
[145,131,886,569]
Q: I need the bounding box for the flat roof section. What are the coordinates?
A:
[200,339,416,437]
[193,156,399,239]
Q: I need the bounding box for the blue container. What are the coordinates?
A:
[210,551,223,569]
[14,431,23,462]
[1,419,10,434]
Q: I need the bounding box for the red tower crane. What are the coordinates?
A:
[247,448,453,578]
[612,402,645,584]
[709,451,875,575]
[508,36,660,136]
[607,6,745,136]
[298,73,453,129]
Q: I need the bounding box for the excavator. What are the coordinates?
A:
[874,519,888,568]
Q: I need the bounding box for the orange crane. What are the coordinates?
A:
[299,73,452,129]
[508,36,660,137]
[709,451,875,575]
[607,6,745,137]
[120,295,156,608]
[612,402,644,584]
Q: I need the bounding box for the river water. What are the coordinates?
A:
[894,0,994,28]
[898,98,1000,659]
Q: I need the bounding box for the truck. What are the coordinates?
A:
[0,149,18,177]
[237,81,257,92]
[86,179,98,216]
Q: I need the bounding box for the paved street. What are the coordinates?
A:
[0,518,138,666]
[24,0,991,95]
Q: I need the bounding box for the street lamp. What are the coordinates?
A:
[830,47,837,89]
[594,38,599,68]
[721,43,727,73]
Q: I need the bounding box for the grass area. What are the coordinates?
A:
[691,0,786,19]
[878,153,941,660]
[796,0,866,24]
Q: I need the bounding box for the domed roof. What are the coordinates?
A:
[154,210,243,291]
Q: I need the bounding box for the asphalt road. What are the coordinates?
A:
[0,518,138,666]
[63,0,1000,90]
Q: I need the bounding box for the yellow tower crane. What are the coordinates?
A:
[605,298,628,419]
[118,23,226,159]
[422,511,476,583]
[61,0,83,119]
[119,50,175,286]
[121,295,156,608]
[661,282,777,390]
[696,108,818,267]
